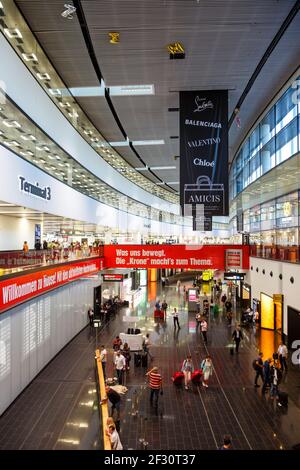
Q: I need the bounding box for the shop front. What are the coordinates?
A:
[260,292,283,332]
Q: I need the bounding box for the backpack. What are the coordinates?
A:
[252,359,258,370]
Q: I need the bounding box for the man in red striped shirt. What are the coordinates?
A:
[146,366,163,408]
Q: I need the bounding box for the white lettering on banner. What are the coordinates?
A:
[188,137,220,148]
[188,194,221,203]
[129,258,148,265]
[185,119,222,128]
[116,249,128,256]
[193,159,215,167]
[190,258,212,266]
[43,273,56,287]
[142,249,165,257]
[2,281,38,304]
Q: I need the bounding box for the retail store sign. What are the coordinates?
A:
[0,258,102,313]
[19,175,51,201]
[224,272,245,280]
[104,244,250,270]
[102,274,123,282]
[225,249,243,269]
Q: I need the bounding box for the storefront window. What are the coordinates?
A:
[250,205,261,232]
[261,201,275,230]
[276,192,298,228]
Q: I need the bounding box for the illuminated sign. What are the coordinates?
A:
[102,274,123,282]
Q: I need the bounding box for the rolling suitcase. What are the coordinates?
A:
[191,369,203,384]
[141,353,148,367]
[134,353,141,367]
[172,371,184,385]
[277,391,288,407]
[135,328,141,334]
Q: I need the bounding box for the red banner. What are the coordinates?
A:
[0,258,102,313]
[104,245,249,270]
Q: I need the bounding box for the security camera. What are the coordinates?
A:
[61,4,76,20]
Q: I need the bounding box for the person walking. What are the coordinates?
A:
[176,279,181,293]
[100,344,107,378]
[106,423,123,450]
[112,336,122,351]
[201,355,213,388]
[219,435,232,450]
[161,300,168,321]
[23,241,29,254]
[114,350,126,385]
[262,357,272,394]
[143,333,154,360]
[146,366,163,408]
[277,342,288,372]
[270,360,282,400]
[224,299,232,315]
[232,325,243,353]
[200,318,208,344]
[195,312,201,330]
[172,307,180,329]
[87,307,94,326]
[181,354,195,390]
[253,352,264,387]
[122,342,131,370]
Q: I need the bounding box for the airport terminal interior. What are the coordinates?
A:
[1,0,300,453]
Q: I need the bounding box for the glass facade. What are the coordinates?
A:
[230,75,300,200]
[236,190,300,262]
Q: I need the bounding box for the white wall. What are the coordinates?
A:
[246,257,300,336]
[0,214,37,250]
[0,145,190,238]
[0,274,100,415]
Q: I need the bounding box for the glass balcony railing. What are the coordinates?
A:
[250,244,299,263]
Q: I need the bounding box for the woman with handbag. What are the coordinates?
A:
[201,355,213,388]
[181,354,195,391]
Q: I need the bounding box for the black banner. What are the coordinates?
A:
[180,90,228,216]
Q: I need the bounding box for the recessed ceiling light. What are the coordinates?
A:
[59,101,71,108]
[47,155,55,160]
[22,52,38,62]
[55,155,61,160]
[3,119,21,128]
[49,88,62,96]
[43,146,50,151]
[7,141,20,147]
[4,28,23,39]
[36,72,51,80]
[20,134,36,141]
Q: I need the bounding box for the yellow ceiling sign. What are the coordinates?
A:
[109,32,120,44]
[167,42,185,54]
[283,201,292,217]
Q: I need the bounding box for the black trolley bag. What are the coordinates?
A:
[277,390,288,407]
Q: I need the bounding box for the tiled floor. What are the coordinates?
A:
[0,280,300,450]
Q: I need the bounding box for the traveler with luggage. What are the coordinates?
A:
[253,352,264,387]
[181,354,195,391]
[270,360,282,401]
[277,342,288,372]
[262,357,272,394]
[232,325,243,353]
[143,333,154,361]
[201,355,213,388]
[146,366,163,408]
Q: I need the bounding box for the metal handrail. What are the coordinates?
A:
[95,349,111,451]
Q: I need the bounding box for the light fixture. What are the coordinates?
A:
[151,166,176,170]
[4,28,23,39]
[109,32,120,44]
[61,3,77,20]
[7,141,20,147]
[135,166,149,171]
[22,53,38,62]
[20,134,36,141]
[3,119,21,128]
[156,182,165,185]
[49,88,62,96]
[36,72,51,80]
[43,146,50,151]
[133,140,165,146]
[109,84,155,96]
[59,101,71,108]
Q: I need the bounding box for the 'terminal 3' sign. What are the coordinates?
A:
[19,176,51,201]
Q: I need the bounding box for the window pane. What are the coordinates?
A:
[276,117,298,164]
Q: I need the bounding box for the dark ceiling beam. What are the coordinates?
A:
[228,0,300,129]
[73,0,177,194]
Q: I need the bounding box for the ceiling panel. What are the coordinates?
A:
[15,0,300,185]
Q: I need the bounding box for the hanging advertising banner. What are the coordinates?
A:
[180,90,228,216]
[104,244,249,270]
[0,258,102,313]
